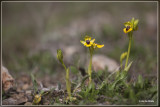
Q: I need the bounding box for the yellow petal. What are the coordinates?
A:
[123,28,127,33]
[127,28,132,33]
[85,44,92,47]
[93,43,97,48]
[84,43,87,46]
[84,36,91,41]
[84,43,92,47]
[97,44,104,48]
[80,40,85,45]
[123,27,132,34]
[90,39,95,44]
[33,94,41,104]
[124,21,132,27]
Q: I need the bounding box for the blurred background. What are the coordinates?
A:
[2,2,157,88]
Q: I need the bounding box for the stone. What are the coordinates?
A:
[92,54,119,72]
[22,84,29,90]
[3,95,28,105]
[2,65,14,92]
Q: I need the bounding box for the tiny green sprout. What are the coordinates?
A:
[31,73,38,95]
[80,35,104,84]
[57,49,72,100]
[123,18,139,70]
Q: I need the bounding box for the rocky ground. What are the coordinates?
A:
[2,2,158,105]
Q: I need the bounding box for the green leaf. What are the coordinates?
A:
[73,75,89,93]
[134,20,139,27]
[134,26,138,31]
[98,81,106,90]
[138,75,143,89]
[115,70,120,79]
[124,21,131,27]
[131,17,135,25]
[70,66,78,74]
[129,89,136,103]
[88,82,94,92]
[110,71,127,90]
[133,19,139,31]
[120,70,127,80]
[81,75,89,88]
[110,79,119,90]
[124,61,133,72]
[97,70,103,77]
[31,73,38,94]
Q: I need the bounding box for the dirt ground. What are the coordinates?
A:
[1,2,158,105]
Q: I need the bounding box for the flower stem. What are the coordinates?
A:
[88,47,93,84]
[62,63,71,99]
[62,63,67,71]
[120,60,123,69]
[125,33,132,69]
[66,68,71,99]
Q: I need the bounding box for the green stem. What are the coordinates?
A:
[125,33,132,69]
[66,68,71,99]
[88,47,93,84]
[120,60,122,69]
[62,62,67,71]
[62,62,71,99]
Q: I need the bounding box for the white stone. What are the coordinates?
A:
[92,54,119,72]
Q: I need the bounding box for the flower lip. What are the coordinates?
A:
[123,26,132,33]
[126,26,130,31]
[86,40,90,44]
[80,36,96,47]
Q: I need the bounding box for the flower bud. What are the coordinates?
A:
[120,52,128,62]
[57,49,63,64]
[33,94,41,104]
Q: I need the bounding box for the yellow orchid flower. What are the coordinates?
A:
[80,35,104,84]
[33,94,41,104]
[123,25,133,33]
[123,18,139,34]
[123,18,139,69]
[80,36,95,47]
